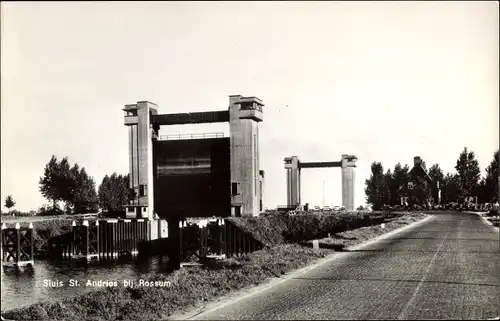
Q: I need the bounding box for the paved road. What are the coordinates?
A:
[189,212,499,320]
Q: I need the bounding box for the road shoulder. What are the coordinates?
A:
[465,211,499,232]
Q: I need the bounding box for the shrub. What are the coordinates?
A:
[3,210,37,217]
[37,205,65,216]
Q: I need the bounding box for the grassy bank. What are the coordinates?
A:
[2,245,333,321]
[227,210,406,246]
[2,211,428,321]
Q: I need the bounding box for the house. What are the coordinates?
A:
[401,156,441,208]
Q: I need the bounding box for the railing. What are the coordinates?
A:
[159,132,224,140]
[277,205,299,210]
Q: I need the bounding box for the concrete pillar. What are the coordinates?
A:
[123,101,158,222]
[284,156,301,207]
[259,170,265,212]
[229,95,264,217]
[341,154,357,211]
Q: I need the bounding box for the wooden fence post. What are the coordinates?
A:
[220,219,226,256]
[179,220,184,263]
[70,221,76,259]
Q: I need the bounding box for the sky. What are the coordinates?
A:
[1,1,498,212]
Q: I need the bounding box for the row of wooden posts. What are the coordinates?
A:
[51,219,151,261]
[1,219,151,269]
[176,218,265,265]
[2,217,266,271]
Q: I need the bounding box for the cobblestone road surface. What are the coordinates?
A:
[190,212,499,320]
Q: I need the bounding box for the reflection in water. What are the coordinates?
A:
[1,256,170,311]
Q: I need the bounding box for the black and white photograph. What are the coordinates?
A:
[1,1,498,320]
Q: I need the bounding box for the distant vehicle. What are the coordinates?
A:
[313,206,321,211]
[323,206,331,211]
[332,206,341,211]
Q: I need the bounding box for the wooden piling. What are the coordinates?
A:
[179,220,184,263]
[131,219,138,256]
[123,219,131,256]
[1,222,34,269]
[108,219,118,259]
[221,219,226,256]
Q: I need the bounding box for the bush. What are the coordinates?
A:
[32,219,74,255]
[2,210,37,217]
[37,205,65,216]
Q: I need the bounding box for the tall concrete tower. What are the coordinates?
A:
[284,156,301,207]
[123,101,158,219]
[341,154,357,210]
[229,95,264,217]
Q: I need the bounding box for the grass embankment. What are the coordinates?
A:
[2,245,332,321]
[227,210,406,246]
[2,211,426,321]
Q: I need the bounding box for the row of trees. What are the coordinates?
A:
[38,155,130,214]
[365,148,499,209]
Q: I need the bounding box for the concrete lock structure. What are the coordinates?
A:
[123,95,265,238]
[284,154,357,211]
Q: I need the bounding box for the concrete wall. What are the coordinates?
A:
[284,156,301,206]
[229,95,264,217]
[341,154,357,211]
[124,102,158,222]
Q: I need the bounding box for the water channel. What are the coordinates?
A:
[1,256,169,312]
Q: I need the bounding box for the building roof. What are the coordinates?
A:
[409,164,433,183]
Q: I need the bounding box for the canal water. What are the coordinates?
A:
[1,256,170,312]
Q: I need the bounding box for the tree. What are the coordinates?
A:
[391,163,410,206]
[4,195,16,212]
[57,157,72,203]
[39,155,64,210]
[483,150,499,203]
[39,155,98,214]
[476,178,490,203]
[454,147,481,202]
[69,167,98,213]
[428,164,444,184]
[383,169,394,206]
[365,162,386,210]
[98,173,129,212]
[441,173,461,204]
